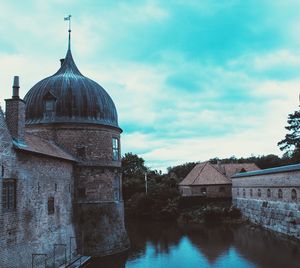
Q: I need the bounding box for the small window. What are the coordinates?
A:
[237,188,239,196]
[114,176,121,201]
[291,189,297,201]
[243,189,246,197]
[44,100,56,119]
[278,189,283,199]
[43,92,56,119]
[250,189,253,197]
[219,186,225,192]
[76,146,86,158]
[267,189,271,198]
[1,165,4,177]
[201,187,207,195]
[48,197,55,215]
[112,138,120,161]
[258,189,261,197]
[2,180,16,211]
[45,99,55,112]
[54,183,57,192]
[78,188,86,198]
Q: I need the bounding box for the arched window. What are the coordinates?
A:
[291,189,297,201]
[278,189,283,199]
[250,189,253,197]
[258,189,261,197]
[243,189,246,197]
[267,189,271,198]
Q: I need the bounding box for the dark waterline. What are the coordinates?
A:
[86,220,300,268]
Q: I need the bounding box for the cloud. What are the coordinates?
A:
[0,0,300,172]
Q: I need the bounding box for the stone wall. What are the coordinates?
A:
[0,151,76,268]
[179,184,232,198]
[0,112,76,267]
[232,170,300,239]
[234,198,300,238]
[74,202,129,256]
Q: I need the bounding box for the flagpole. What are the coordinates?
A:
[64,15,72,50]
[145,172,148,195]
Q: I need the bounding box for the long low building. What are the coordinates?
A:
[232,164,300,239]
[179,162,259,198]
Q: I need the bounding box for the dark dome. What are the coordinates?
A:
[24,48,119,129]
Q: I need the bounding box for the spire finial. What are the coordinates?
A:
[64,15,72,50]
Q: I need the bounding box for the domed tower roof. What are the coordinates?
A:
[24,32,120,130]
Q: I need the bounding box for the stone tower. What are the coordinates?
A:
[23,30,129,256]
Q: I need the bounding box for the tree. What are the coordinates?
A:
[167,162,198,182]
[278,110,300,161]
[122,153,148,200]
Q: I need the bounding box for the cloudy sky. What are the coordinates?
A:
[1,0,300,171]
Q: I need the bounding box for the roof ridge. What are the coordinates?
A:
[210,162,231,182]
[191,162,209,185]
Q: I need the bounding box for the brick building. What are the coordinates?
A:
[0,31,129,267]
[232,164,300,239]
[179,162,259,198]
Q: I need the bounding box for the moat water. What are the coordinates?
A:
[86,220,300,268]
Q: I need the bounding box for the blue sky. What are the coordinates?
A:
[1,0,300,171]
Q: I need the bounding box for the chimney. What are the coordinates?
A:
[5,76,25,142]
[60,58,65,66]
[12,76,20,99]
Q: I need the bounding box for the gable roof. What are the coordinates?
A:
[13,134,76,162]
[179,162,259,186]
[218,163,259,178]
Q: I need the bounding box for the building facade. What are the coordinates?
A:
[179,162,259,198]
[0,34,129,267]
[232,164,300,239]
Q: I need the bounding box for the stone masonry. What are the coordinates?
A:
[0,105,76,267]
[232,167,300,239]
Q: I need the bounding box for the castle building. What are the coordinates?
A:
[0,29,129,267]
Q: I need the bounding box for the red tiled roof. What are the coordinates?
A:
[13,134,76,162]
[179,162,259,186]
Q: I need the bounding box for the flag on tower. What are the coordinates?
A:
[64,15,71,21]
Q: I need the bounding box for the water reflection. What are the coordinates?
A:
[86,220,300,268]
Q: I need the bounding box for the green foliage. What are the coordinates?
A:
[125,173,181,220]
[278,110,300,161]
[122,153,148,200]
[209,154,288,169]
